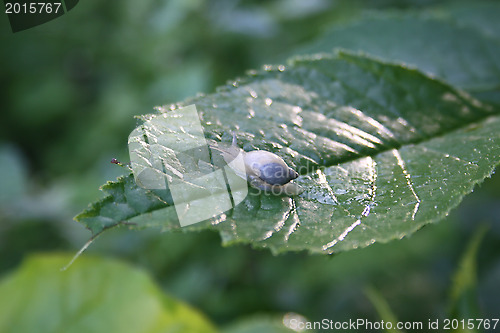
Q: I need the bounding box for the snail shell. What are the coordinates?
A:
[215,133,303,196]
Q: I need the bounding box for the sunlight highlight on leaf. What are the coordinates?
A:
[75,52,500,254]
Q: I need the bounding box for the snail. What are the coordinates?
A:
[213,133,303,196]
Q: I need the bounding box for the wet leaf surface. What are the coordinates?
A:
[76,52,500,254]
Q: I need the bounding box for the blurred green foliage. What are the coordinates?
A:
[0,254,218,333]
[1,0,499,331]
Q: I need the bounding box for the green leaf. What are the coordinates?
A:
[299,12,500,104]
[0,254,217,333]
[449,226,488,322]
[439,1,500,38]
[76,52,500,254]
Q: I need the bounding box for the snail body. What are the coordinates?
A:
[216,134,303,196]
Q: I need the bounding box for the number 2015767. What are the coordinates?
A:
[5,2,62,14]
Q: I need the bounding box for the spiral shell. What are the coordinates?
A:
[216,133,303,196]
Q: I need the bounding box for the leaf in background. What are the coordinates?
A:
[76,51,500,254]
[299,11,500,104]
[0,254,216,333]
[440,1,500,38]
[449,226,488,322]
